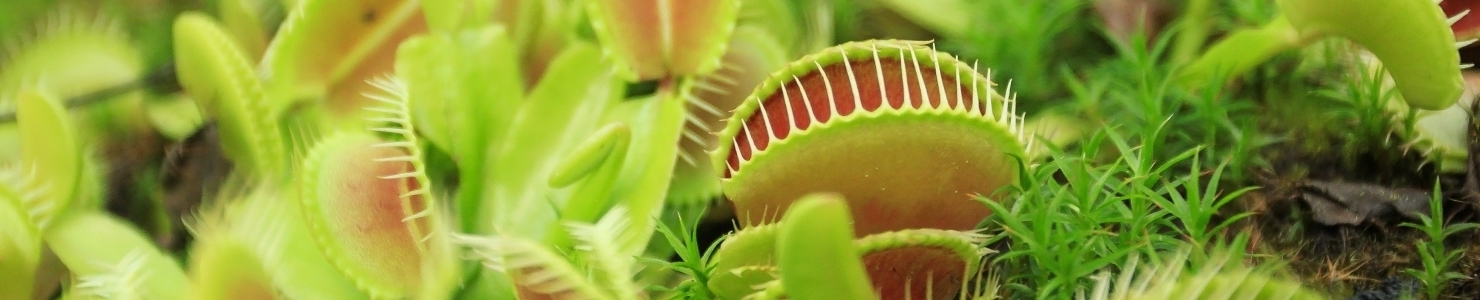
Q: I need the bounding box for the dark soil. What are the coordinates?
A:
[1241,130,1480,299]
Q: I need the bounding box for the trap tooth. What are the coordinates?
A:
[669,25,790,205]
[713,39,1026,236]
[299,132,431,298]
[1440,0,1480,42]
[585,0,739,80]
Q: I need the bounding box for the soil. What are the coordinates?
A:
[1241,128,1480,299]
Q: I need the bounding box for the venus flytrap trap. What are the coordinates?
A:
[11,88,83,230]
[392,24,524,233]
[45,211,188,300]
[584,0,739,81]
[173,12,290,178]
[197,184,367,299]
[668,25,790,207]
[185,194,283,300]
[708,39,1026,299]
[775,194,878,300]
[456,206,648,300]
[0,180,40,300]
[216,0,283,59]
[1182,0,1470,110]
[260,0,429,117]
[1340,48,1480,173]
[0,6,146,162]
[296,78,459,299]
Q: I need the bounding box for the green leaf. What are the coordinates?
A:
[46,212,189,300]
[606,81,691,256]
[15,89,80,229]
[776,194,878,300]
[395,24,525,235]
[260,0,425,114]
[482,41,621,238]
[1178,16,1304,89]
[172,12,288,178]
[584,0,741,80]
[0,188,38,300]
[1278,0,1467,110]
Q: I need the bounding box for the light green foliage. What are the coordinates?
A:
[394,24,524,233]
[549,122,632,224]
[1401,182,1479,299]
[1187,0,1467,110]
[705,223,780,299]
[776,194,878,300]
[1278,0,1465,110]
[47,212,189,300]
[481,41,622,238]
[14,89,81,229]
[584,0,741,80]
[0,8,143,102]
[549,123,631,189]
[217,0,282,58]
[0,186,39,300]
[982,125,1253,298]
[955,0,1092,103]
[873,0,969,39]
[1089,247,1327,300]
[458,207,647,300]
[173,12,288,178]
[1178,16,1304,89]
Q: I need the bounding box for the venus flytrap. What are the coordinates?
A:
[222,184,370,299]
[260,0,429,117]
[1442,0,1480,41]
[0,183,39,300]
[710,39,1027,299]
[216,0,282,60]
[392,24,524,233]
[481,41,622,238]
[1182,0,1470,110]
[185,203,281,300]
[0,7,143,106]
[776,194,878,300]
[584,0,740,81]
[1341,48,1480,173]
[295,77,459,299]
[12,89,83,230]
[457,206,649,300]
[172,12,290,178]
[668,25,790,207]
[45,212,188,300]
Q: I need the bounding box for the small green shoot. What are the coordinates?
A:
[1400,182,1480,299]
